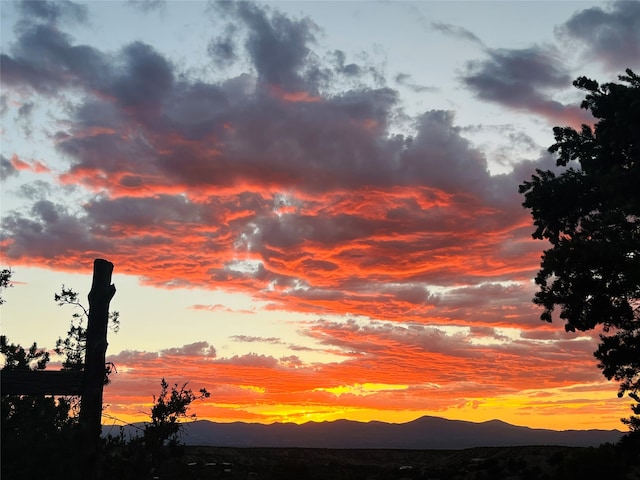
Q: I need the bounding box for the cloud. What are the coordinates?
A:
[109,42,175,110]
[126,0,166,14]
[558,0,640,71]
[333,50,363,77]
[461,46,591,127]
[190,303,256,314]
[230,335,283,344]
[14,101,35,137]
[431,22,484,46]
[18,0,88,26]
[208,34,238,68]
[161,341,217,358]
[1,199,110,264]
[1,155,18,180]
[100,324,609,424]
[17,180,53,200]
[1,1,539,326]
[0,22,108,95]
[1,3,617,422]
[395,73,437,93]
[213,1,322,93]
[8,154,50,174]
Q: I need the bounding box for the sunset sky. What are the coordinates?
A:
[2,0,639,432]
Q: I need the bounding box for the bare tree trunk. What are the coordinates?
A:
[79,259,116,480]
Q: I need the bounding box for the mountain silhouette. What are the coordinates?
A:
[106,415,622,449]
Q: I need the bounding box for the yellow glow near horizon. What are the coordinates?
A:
[314,383,409,397]
[439,385,629,431]
[239,385,267,394]
[103,383,629,431]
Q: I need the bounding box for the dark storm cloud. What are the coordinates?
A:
[558,0,640,71]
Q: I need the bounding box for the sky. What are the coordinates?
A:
[1,0,639,432]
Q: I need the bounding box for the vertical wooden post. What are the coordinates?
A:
[79,259,116,479]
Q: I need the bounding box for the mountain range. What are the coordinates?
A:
[106,415,623,449]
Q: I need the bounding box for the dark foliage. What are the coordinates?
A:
[0,268,11,304]
[0,334,79,478]
[519,69,640,435]
[55,285,120,382]
[1,274,210,479]
[99,379,210,479]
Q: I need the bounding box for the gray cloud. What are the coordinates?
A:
[161,341,216,358]
[1,200,108,260]
[395,73,437,93]
[0,23,108,94]
[1,155,18,180]
[216,353,279,368]
[461,46,590,126]
[17,181,54,200]
[18,0,88,26]
[208,35,238,68]
[230,335,283,344]
[431,22,484,46]
[109,42,174,110]
[126,0,166,14]
[213,1,320,93]
[333,50,363,77]
[558,0,640,71]
[15,101,34,137]
[84,194,202,229]
[0,1,566,325]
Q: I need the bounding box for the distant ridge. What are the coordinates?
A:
[106,415,623,449]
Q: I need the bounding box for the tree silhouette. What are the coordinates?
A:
[519,69,640,433]
[141,378,210,469]
[54,286,119,383]
[0,268,12,305]
[1,334,77,478]
[2,271,210,478]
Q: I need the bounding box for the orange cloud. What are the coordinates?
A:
[100,334,626,429]
[10,154,50,174]
[2,0,629,433]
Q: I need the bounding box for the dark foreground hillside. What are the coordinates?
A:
[146,444,639,480]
